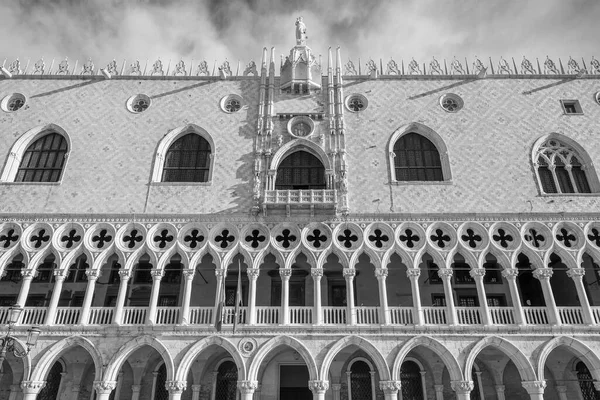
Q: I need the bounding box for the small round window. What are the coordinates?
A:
[439,93,464,113]
[220,94,243,113]
[126,94,151,113]
[1,93,26,112]
[287,116,314,138]
[345,94,368,112]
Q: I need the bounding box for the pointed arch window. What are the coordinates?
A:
[215,360,238,400]
[349,360,374,400]
[393,133,443,181]
[162,133,211,182]
[400,361,424,400]
[153,363,169,400]
[15,132,67,182]
[535,138,592,194]
[275,151,326,190]
[576,361,600,400]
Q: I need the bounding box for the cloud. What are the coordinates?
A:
[0,0,599,74]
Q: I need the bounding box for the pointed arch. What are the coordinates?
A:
[255,247,286,270]
[123,246,157,272]
[1,123,71,183]
[156,244,189,271]
[511,248,543,269]
[536,336,600,382]
[463,336,536,382]
[392,336,462,381]
[480,246,511,269]
[151,124,215,183]
[289,246,318,269]
[544,246,577,268]
[320,335,390,381]
[269,138,332,172]
[30,336,102,382]
[415,247,445,272]
[317,246,349,269]
[104,335,175,382]
[175,336,246,381]
[349,247,382,269]
[387,122,451,182]
[221,245,253,271]
[381,248,413,270]
[447,248,479,270]
[248,335,318,381]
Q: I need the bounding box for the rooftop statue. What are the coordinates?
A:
[295,17,307,45]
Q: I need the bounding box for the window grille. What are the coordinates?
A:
[535,139,592,194]
[350,361,373,400]
[36,362,63,400]
[393,133,443,181]
[215,361,238,400]
[400,361,424,400]
[275,151,326,189]
[154,364,169,400]
[16,132,67,182]
[162,133,211,182]
[577,361,600,400]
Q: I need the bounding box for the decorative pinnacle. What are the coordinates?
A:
[328,47,333,72]
[261,47,268,69]
[270,47,275,66]
[336,47,342,71]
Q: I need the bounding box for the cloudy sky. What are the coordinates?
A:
[1,0,599,73]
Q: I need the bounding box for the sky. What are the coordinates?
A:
[1,0,600,74]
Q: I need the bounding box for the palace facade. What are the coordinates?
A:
[1,19,600,400]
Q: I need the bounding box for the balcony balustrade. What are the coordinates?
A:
[0,305,593,328]
[263,189,336,205]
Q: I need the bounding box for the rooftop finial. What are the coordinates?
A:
[295,17,307,46]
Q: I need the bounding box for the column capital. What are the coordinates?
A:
[20,381,46,394]
[215,269,227,278]
[495,384,505,393]
[379,380,401,394]
[21,268,36,278]
[118,269,131,279]
[151,269,164,279]
[331,383,342,391]
[521,380,546,394]
[308,380,330,394]
[166,380,187,393]
[437,268,453,279]
[279,268,292,278]
[532,268,553,280]
[85,269,101,279]
[183,269,196,279]
[237,380,259,394]
[131,384,141,393]
[343,268,356,278]
[501,268,519,279]
[247,267,260,279]
[434,384,445,393]
[374,268,388,278]
[311,268,324,277]
[469,268,486,278]
[191,384,203,392]
[566,268,586,279]
[555,385,567,394]
[451,380,474,394]
[406,268,421,278]
[93,380,117,394]
[53,269,67,278]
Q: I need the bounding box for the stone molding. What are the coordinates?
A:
[93,381,117,394]
[379,380,402,394]
[237,380,259,394]
[451,380,474,394]
[166,380,187,393]
[521,380,547,394]
[308,380,330,393]
[20,381,46,393]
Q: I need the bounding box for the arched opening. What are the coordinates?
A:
[0,254,24,307]
[129,254,153,307]
[576,361,600,400]
[189,254,217,314]
[417,253,446,323]
[15,132,68,182]
[516,253,545,306]
[385,253,413,323]
[37,361,63,400]
[393,133,443,181]
[581,253,600,307]
[94,254,122,310]
[548,253,579,306]
[323,253,348,323]
[275,151,325,190]
[153,363,169,400]
[158,254,184,307]
[58,254,88,313]
[162,133,211,183]
[354,253,379,324]
[482,253,511,308]
[349,359,374,400]
[215,360,238,400]
[400,360,424,400]
[255,344,313,400]
[27,254,57,308]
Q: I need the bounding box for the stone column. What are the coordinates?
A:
[343,268,356,325]
[311,268,323,325]
[79,269,100,325]
[332,383,341,400]
[247,268,260,325]
[280,269,291,325]
[180,269,195,324]
[131,384,142,400]
[379,381,401,400]
[532,268,561,325]
[555,385,568,400]
[501,268,526,325]
[167,380,187,400]
[375,268,390,325]
[434,384,445,400]
[147,269,165,324]
[16,269,35,310]
[237,380,258,400]
[44,271,66,325]
[8,384,19,400]
[112,270,131,324]
[451,380,473,400]
[20,381,46,400]
[438,268,458,325]
[309,380,329,400]
[213,269,226,325]
[521,380,546,400]
[471,268,492,325]
[495,385,506,400]
[567,268,595,325]
[191,384,202,400]
[93,381,117,400]
[407,268,424,325]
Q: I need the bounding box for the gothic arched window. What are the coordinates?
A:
[349,360,373,400]
[275,151,325,190]
[16,132,67,182]
[393,133,443,181]
[400,361,424,400]
[154,363,169,400]
[535,138,592,194]
[36,361,63,400]
[215,360,238,400]
[162,133,211,182]
[576,361,600,400]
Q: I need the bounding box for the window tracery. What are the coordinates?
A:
[393,133,443,182]
[275,151,326,190]
[162,133,211,183]
[534,138,592,194]
[16,132,68,183]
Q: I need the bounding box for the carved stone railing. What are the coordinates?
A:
[523,307,549,325]
[263,189,336,205]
